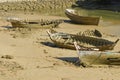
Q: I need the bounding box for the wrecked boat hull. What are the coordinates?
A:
[74,42,120,67]
[77,51,120,66]
[47,29,119,51]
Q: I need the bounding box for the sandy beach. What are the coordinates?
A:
[0,0,120,80]
[0,13,120,80]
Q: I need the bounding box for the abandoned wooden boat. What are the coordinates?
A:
[7,17,63,28]
[47,29,119,51]
[74,42,120,67]
[65,9,100,25]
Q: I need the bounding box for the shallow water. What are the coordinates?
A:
[75,8,120,22]
[74,8,120,36]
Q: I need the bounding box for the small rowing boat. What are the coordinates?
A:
[65,9,100,25]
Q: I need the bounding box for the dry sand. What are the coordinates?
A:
[0,13,120,80]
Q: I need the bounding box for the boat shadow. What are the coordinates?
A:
[56,57,120,67]
[64,20,72,23]
[64,20,77,24]
[55,57,80,66]
[64,20,84,25]
[40,42,60,49]
[1,26,13,29]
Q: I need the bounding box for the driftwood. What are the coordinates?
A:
[74,42,120,67]
[47,29,119,51]
[65,9,100,25]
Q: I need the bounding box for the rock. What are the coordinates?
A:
[1,55,14,59]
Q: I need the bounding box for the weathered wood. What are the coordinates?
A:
[7,17,63,28]
[47,29,119,51]
[74,42,120,67]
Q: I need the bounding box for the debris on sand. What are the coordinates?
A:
[0,60,24,71]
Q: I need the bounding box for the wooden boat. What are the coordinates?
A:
[65,9,100,25]
[76,29,102,37]
[47,29,119,51]
[7,17,63,28]
[74,42,120,67]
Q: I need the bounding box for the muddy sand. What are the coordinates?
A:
[0,11,120,80]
